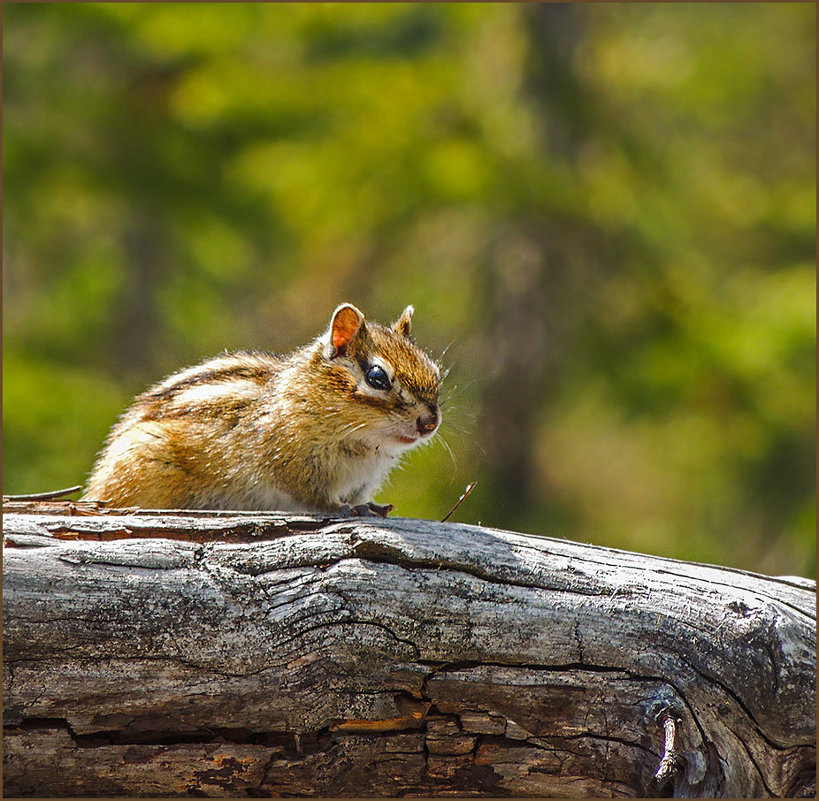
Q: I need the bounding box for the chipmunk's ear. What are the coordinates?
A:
[327,303,365,359]
[392,305,414,338]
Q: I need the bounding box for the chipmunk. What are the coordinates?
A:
[83,303,442,516]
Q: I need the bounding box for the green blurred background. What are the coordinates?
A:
[3,3,815,576]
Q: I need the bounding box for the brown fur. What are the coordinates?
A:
[83,304,442,512]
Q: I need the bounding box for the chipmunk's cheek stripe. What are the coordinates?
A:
[351,392,392,410]
[324,365,358,395]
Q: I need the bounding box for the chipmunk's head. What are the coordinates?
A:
[319,303,442,454]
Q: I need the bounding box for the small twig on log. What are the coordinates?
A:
[441,481,477,522]
[653,712,684,791]
[3,485,84,502]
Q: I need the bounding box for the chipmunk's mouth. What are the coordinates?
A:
[395,435,418,445]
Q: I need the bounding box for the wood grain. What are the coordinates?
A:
[3,507,815,796]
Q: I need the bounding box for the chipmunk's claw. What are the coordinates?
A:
[340,502,395,518]
[367,501,395,517]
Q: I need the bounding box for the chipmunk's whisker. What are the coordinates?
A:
[340,422,369,438]
[436,432,458,472]
[439,340,456,361]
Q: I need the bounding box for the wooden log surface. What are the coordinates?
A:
[2,504,816,797]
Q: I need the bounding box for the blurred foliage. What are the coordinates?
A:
[3,3,815,576]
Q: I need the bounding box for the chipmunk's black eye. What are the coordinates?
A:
[365,365,391,391]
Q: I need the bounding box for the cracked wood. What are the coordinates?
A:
[2,506,816,797]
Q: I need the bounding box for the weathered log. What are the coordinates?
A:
[2,505,815,797]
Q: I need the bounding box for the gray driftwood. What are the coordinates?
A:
[2,505,815,797]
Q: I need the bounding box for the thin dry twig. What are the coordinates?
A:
[3,485,83,502]
[653,713,684,790]
[440,481,477,523]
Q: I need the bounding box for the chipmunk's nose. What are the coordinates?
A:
[416,406,440,436]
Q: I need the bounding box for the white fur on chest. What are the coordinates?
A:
[329,448,399,505]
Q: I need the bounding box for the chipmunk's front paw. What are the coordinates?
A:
[365,501,395,517]
[340,502,395,518]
